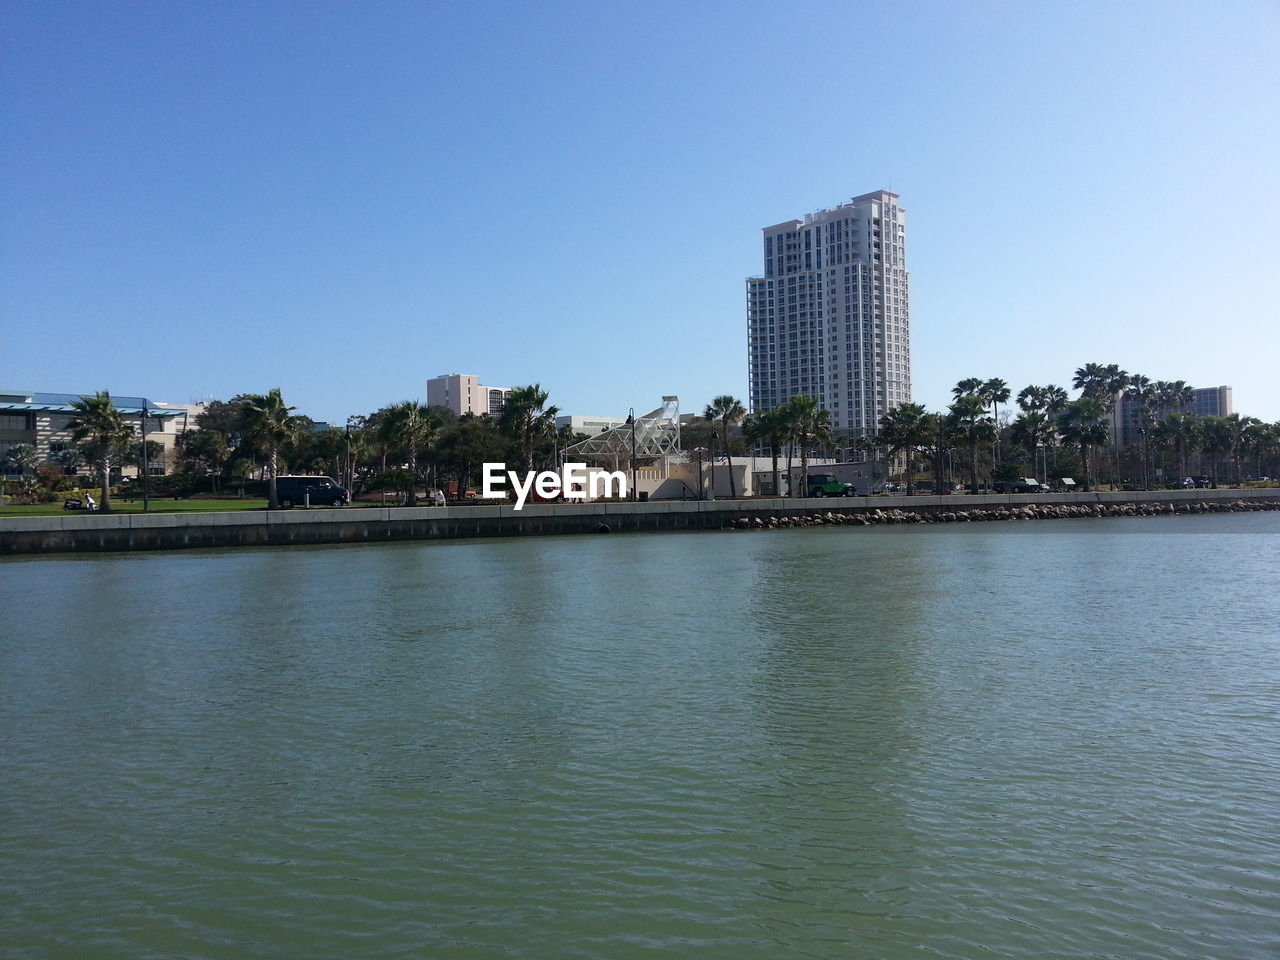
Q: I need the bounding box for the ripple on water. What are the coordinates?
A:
[3,520,1279,959]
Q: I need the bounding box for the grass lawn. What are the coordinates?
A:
[0,498,271,517]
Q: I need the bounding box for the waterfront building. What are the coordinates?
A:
[747,190,910,439]
[0,390,193,478]
[426,374,511,416]
[1114,385,1233,447]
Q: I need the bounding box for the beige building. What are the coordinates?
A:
[0,391,197,479]
[426,374,511,416]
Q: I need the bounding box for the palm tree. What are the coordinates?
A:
[384,400,443,504]
[238,388,298,509]
[947,395,995,493]
[952,377,984,400]
[704,395,746,498]
[499,384,560,474]
[1223,414,1263,485]
[786,395,832,496]
[1042,385,1069,418]
[2,443,39,478]
[1056,398,1110,492]
[1199,416,1231,487]
[742,408,788,497]
[979,378,1011,464]
[1161,412,1201,479]
[1072,363,1111,403]
[66,391,134,512]
[877,402,931,495]
[1164,380,1195,414]
[1010,411,1056,484]
[920,413,958,492]
[1125,374,1155,486]
[1017,385,1048,414]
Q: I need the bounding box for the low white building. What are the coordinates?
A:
[554,415,627,437]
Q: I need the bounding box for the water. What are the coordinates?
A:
[3,513,1279,959]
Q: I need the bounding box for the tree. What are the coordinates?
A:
[1223,413,1264,485]
[1056,398,1110,491]
[1016,385,1048,414]
[436,414,505,500]
[66,392,133,512]
[979,378,1011,464]
[877,402,931,495]
[1072,363,1111,403]
[499,384,560,474]
[180,429,230,492]
[383,401,443,504]
[787,395,832,496]
[742,407,789,497]
[125,439,166,474]
[704,395,746,498]
[919,413,958,493]
[1042,385,1069,418]
[1199,416,1231,487]
[1160,412,1201,479]
[1010,411,1056,484]
[947,395,996,492]
[1,443,39,479]
[237,388,298,509]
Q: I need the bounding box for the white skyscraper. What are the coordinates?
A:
[747,190,910,439]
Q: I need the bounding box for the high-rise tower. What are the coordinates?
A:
[747,190,910,439]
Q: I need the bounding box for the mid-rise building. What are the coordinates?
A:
[747,190,910,438]
[1114,386,1233,446]
[426,374,511,416]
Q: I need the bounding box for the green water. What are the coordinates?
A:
[3,514,1279,959]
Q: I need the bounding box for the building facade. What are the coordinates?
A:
[0,391,194,478]
[426,374,511,416]
[554,415,627,437]
[747,190,910,438]
[1114,386,1233,447]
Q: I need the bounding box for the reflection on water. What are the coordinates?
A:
[3,513,1279,959]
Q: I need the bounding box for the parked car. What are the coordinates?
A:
[993,479,1042,494]
[274,475,348,507]
[806,474,856,497]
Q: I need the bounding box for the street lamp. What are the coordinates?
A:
[695,446,705,500]
[345,416,355,494]
[708,430,718,500]
[140,400,150,513]
[626,408,637,501]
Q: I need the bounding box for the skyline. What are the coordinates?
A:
[3,1,1278,423]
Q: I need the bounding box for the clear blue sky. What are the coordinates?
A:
[3,0,1277,424]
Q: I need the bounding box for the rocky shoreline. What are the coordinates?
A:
[723,498,1280,530]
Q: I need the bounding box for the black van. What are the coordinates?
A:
[275,475,348,507]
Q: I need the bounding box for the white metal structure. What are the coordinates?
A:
[562,397,684,467]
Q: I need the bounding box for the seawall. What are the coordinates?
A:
[2,488,1278,557]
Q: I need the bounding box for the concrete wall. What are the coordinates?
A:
[2,487,1276,556]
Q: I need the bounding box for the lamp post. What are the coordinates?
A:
[708,431,718,500]
[695,446,705,500]
[626,408,637,501]
[345,417,354,494]
[140,400,150,513]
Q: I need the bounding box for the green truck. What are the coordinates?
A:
[805,474,857,497]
